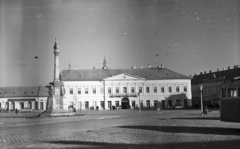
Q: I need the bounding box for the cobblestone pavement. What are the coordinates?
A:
[1,110,240,149]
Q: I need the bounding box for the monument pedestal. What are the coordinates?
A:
[41,81,75,117]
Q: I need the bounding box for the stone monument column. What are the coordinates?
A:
[54,38,60,82]
[45,38,64,113]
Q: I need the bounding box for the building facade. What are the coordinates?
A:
[191,65,240,108]
[0,86,48,111]
[61,65,192,110]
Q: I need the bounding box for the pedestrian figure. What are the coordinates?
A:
[15,108,18,114]
[203,106,208,115]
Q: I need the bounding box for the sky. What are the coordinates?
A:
[0,0,239,87]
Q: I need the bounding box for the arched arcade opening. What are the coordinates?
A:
[121,97,130,109]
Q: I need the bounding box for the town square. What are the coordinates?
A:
[0,109,240,149]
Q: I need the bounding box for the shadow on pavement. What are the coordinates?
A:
[42,140,240,149]
[170,117,220,120]
[117,125,240,136]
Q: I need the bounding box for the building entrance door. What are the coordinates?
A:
[121,98,129,109]
[35,102,38,110]
[108,101,112,110]
[146,100,150,109]
[40,102,43,110]
[20,102,24,109]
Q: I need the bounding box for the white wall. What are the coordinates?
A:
[63,79,192,110]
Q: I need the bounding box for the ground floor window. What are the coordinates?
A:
[146,100,150,108]
[115,101,119,107]
[176,99,182,106]
[184,99,187,107]
[85,101,89,110]
[168,100,172,107]
[108,101,112,109]
[154,100,157,108]
[100,101,104,109]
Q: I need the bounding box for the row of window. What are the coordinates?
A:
[221,87,240,98]
[68,85,188,95]
[79,100,159,109]
[192,85,220,96]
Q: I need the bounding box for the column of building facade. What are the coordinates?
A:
[135,82,137,94]
[31,101,35,110]
[127,82,130,95]
[119,83,122,95]
[43,100,46,110]
[143,82,146,95]
[7,102,10,110]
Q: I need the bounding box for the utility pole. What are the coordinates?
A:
[199,85,204,116]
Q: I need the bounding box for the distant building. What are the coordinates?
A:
[191,65,240,108]
[0,86,48,111]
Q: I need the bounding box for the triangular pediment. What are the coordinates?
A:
[104,73,146,81]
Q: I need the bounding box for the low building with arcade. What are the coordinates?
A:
[0,86,48,111]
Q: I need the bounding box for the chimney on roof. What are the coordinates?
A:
[189,75,192,78]
[209,70,212,73]
[234,65,238,68]
[161,64,164,68]
[194,73,196,76]
[217,69,219,72]
[200,72,202,75]
[228,66,231,70]
[204,71,206,74]
[223,68,225,71]
[148,64,151,68]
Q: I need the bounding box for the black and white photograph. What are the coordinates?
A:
[0,0,239,148]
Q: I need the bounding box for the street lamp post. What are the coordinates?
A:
[199,85,204,116]
[138,92,141,113]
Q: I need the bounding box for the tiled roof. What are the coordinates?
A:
[61,67,191,81]
[191,68,240,84]
[0,86,48,98]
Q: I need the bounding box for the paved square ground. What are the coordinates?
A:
[1,109,240,149]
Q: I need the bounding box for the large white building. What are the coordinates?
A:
[61,62,192,110]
